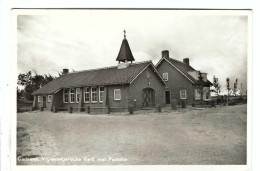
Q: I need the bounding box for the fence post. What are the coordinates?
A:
[68,106,73,113]
[181,100,186,108]
[128,105,134,114]
[156,104,161,112]
[86,106,90,114]
[105,105,110,114]
[53,106,57,113]
[171,99,178,110]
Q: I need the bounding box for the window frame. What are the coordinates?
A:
[76,88,80,103]
[38,96,41,102]
[114,89,121,101]
[84,87,90,103]
[70,88,75,103]
[48,95,52,103]
[162,72,168,81]
[99,86,104,103]
[91,87,98,103]
[180,90,187,99]
[63,89,69,103]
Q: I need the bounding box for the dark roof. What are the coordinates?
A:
[158,57,213,85]
[116,38,135,62]
[32,61,164,95]
[167,58,197,83]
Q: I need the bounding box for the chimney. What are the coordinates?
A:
[162,50,169,58]
[62,68,69,75]
[183,58,189,65]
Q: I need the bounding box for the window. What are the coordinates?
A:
[70,88,75,103]
[114,89,121,100]
[76,88,80,103]
[64,89,69,103]
[180,90,187,99]
[38,96,41,102]
[48,95,52,102]
[194,89,201,100]
[99,87,104,102]
[91,87,98,102]
[162,72,168,81]
[84,87,90,103]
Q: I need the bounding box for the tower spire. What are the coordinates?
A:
[116,30,135,63]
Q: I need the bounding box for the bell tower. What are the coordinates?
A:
[116,30,135,64]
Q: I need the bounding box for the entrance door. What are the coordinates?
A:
[143,88,155,107]
[165,91,171,104]
[43,96,46,108]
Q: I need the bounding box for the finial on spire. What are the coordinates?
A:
[123,29,126,38]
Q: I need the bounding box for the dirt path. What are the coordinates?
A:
[17,104,247,165]
[17,121,63,165]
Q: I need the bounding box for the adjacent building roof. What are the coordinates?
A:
[32,61,166,95]
[156,57,212,86]
[116,38,135,62]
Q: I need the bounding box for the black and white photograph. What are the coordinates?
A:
[13,9,251,167]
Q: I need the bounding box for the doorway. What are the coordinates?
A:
[165,91,171,104]
[43,96,46,108]
[143,88,155,107]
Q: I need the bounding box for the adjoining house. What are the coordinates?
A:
[156,50,212,105]
[31,33,167,112]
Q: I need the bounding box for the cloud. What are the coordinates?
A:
[17,10,248,91]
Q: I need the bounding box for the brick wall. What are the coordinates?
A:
[128,65,165,109]
[157,59,195,104]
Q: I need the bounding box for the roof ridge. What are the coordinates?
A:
[63,60,152,75]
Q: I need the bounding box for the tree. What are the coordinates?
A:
[226,77,230,101]
[213,75,220,97]
[234,78,238,97]
[17,71,55,101]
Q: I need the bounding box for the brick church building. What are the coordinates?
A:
[32,32,167,112]
[32,31,212,112]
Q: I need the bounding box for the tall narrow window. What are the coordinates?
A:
[99,87,104,102]
[76,88,80,103]
[91,87,97,102]
[48,95,52,103]
[180,90,187,99]
[70,88,75,103]
[38,96,41,102]
[63,89,69,103]
[162,72,168,81]
[84,87,90,103]
[114,89,121,100]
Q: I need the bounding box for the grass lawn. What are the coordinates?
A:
[17,104,247,165]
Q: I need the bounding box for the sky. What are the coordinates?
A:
[17,10,248,91]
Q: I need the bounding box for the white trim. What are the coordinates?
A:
[53,89,60,94]
[48,95,52,103]
[91,87,98,103]
[129,62,167,86]
[76,88,80,103]
[162,72,168,81]
[38,96,41,102]
[156,57,195,84]
[70,88,75,103]
[63,89,69,103]
[84,87,90,103]
[114,89,121,101]
[180,90,187,99]
[99,86,104,103]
